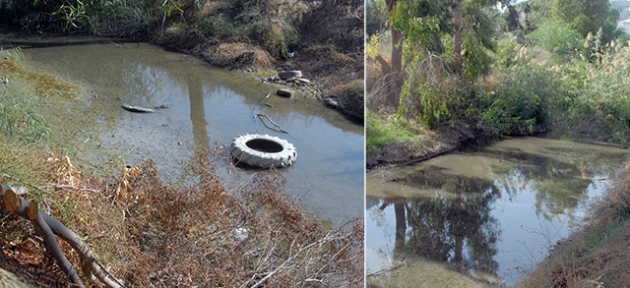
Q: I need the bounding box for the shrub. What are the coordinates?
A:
[479,46,562,135]
[529,20,584,62]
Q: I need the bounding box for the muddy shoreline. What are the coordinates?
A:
[366,122,554,170]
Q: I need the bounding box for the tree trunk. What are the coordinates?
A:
[386,0,404,108]
[394,202,406,249]
[453,0,463,57]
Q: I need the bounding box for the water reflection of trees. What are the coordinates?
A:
[381,173,502,279]
[484,146,623,219]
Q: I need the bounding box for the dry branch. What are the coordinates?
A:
[1,184,124,288]
[255,113,288,134]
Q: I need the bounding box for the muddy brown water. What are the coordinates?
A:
[20,43,363,225]
[366,137,627,287]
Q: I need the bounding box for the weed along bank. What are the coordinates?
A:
[0,0,364,286]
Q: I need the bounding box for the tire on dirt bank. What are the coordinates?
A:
[278,70,302,80]
[230,134,297,168]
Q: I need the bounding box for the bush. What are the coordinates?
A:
[478,46,562,135]
[0,0,152,36]
[529,20,584,62]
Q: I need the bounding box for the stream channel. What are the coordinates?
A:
[366,137,628,287]
[20,43,364,225]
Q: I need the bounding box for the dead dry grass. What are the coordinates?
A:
[0,146,363,287]
[205,42,274,68]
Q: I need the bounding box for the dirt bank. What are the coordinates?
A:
[366,121,480,170]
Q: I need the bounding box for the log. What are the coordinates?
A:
[1,184,124,288]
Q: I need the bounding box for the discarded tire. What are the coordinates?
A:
[278,70,302,80]
[277,88,293,98]
[230,134,297,168]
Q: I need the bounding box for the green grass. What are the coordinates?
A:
[366,110,415,150]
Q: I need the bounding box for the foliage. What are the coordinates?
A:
[366,0,388,36]
[389,0,498,126]
[460,1,496,79]
[391,0,447,56]
[0,0,152,35]
[528,20,584,62]
[366,34,381,60]
[525,0,553,31]
[551,0,619,43]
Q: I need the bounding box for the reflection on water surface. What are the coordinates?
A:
[367,137,627,287]
[21,43,363,224]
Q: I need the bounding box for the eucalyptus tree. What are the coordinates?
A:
[389,0,499,127]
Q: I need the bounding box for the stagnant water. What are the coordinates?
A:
[20,43,363,224]
[366,137,627,287]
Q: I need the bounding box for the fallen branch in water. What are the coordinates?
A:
[365,258,408,277]
[255,113,288,134]
[1,184,124,288]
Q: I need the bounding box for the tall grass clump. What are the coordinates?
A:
[549,39,630,144]
[0,79,50,142]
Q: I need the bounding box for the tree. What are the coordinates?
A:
[551,0,619,42]
[526,0,554,31]
[389,0,498,126]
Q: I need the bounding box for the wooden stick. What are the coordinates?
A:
[255,114,288,134]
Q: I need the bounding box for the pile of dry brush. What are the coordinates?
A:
[0,150,364,287]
